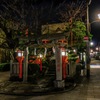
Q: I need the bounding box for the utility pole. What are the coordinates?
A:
[86,0,92,78]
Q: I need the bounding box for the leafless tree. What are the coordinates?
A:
[58,0,87,46]
[0,0,65,34]
[0,0,67,62]
[0,0,87,48]
[59,0,87,22]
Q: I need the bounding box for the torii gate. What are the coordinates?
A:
[11,33,69,86]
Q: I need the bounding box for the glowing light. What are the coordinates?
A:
[73,49,76,52]
[62,51,65,56]
[98,14,100,19]
[90,49,93,53]
[17,51,24,57]
[96,47,98,51]
[39,54,43,58]
[90,42,93,46]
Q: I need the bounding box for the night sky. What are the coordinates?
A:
[0,0,100,44]
[89,0,100,43]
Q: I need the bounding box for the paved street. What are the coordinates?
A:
[0,59,100,100]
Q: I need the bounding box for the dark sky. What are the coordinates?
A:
[0,0,99,43]
[34,0,100,43]
[89,0,100,43]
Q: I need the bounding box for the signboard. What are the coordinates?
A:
[84,36,89,42]
[55,46,62,80]
[41,22,68,34]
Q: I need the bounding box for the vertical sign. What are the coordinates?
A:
[23,47,28,82]
[55,46,62,80]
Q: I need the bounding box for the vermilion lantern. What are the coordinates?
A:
[16,50,24,79]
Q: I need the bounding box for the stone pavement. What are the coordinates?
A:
[0,71,77,96]
[0,64,100,100]
[71,65,100,100]
[86,67,100,99]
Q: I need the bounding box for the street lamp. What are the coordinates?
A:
[90,15,100,53]
[86,0,100,78]
[98,14,100,19]
[90,13,100,25]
